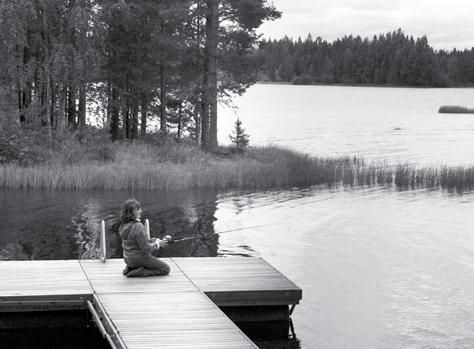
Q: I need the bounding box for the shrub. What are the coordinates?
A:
[0,125,51,165]
[0,125,114,166]
[291,74,313,85]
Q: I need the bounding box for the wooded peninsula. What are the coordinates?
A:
[0,0,279,145]
[0,2,473,192]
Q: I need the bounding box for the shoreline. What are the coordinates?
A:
[0,142,473,192]
[256,81,474,89]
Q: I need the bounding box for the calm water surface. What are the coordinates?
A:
[3,85,474,348]
[219,84,474,165]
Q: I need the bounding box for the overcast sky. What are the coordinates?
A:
[258,0,474,50]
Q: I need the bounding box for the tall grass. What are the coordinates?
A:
[438,105,474,114]
[1,142,473,192]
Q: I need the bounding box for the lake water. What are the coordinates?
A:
[3,85,474,348]
[219,84,474,166]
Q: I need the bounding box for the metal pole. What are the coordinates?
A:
[289,304,296,315]
[145,219,150,239]
[87,300,119,349]
[100,220,106,263]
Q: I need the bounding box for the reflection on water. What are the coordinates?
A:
[255,339,301,349]
[0,189,221,261]
[2,186,474,348]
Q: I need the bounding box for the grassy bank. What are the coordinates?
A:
[1,138,473,192]
[0,142,351,190]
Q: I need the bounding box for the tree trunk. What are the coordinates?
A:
[131,99,139,140]
[20,44,33,124]
[24,83,32,123]
[17,86,22,123]
[57,83,66,130]
[207,0,219,150]
[156,18,168,134]
[159,43,167,134]
[140,94,148,137]
[201,35,210,149]
[50,81,56,129]
[41,0,51,136]
[43,73,51,132]
[33,72,41,125]
[200,90,209,147]
[67,84,76,127]
[16,44,25,124]
[201,0,218,149]
[110,86,120,141]
[105,83,111,128]
[193,102,201,146]
[78,83,86,127]
[177,102,182,138]
[194,0,202,146]
[124,107,130,139]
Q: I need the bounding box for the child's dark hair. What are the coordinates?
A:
[120,198,141,224]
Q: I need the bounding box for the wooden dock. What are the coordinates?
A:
[0,257,302,349]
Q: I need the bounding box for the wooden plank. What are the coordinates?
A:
[205,290,301,306]
[0,260,92,300]
[80,258,258,349]
[1,257,300,349]
[173,257,302,306]
[0,300,86,312]
[79,258,192,294]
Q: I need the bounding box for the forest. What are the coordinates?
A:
[1,3,474,192]
[2,1,474,150]
[256,29,474,87]
[0,0,279,147]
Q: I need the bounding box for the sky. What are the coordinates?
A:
[258,0,474,50]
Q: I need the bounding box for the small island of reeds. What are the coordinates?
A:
[438,105,474,114]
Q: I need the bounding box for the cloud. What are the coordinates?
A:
[260,0,474,49]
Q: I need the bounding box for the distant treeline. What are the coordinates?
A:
[256,29,474,87]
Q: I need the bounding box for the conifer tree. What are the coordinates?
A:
[229,118,249,152]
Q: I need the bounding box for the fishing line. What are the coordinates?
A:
[164,223,280,243]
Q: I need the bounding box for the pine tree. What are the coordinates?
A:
[229,118,249,152]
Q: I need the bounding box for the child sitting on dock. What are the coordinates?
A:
[119,199,170,277]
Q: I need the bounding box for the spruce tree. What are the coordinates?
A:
[229,118,249,152]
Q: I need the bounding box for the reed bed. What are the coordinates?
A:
[1,143,473,193]
[438,105,474,114]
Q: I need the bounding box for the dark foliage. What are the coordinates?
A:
[0,0,280,150]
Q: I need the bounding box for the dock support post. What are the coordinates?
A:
[87,300,119,349]
[289,304,296,316]
[100,220,106,263]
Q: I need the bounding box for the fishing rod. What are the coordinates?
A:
[162,223,280,243]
